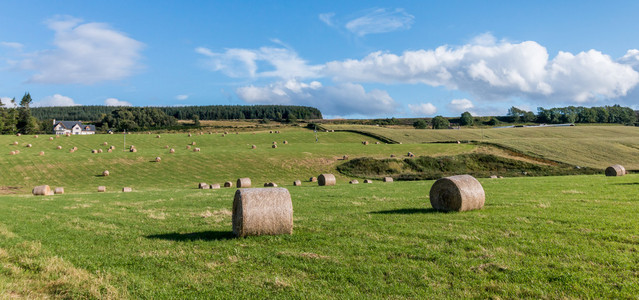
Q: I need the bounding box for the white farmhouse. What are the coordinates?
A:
[53,119,96,135]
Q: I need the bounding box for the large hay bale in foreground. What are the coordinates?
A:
[224,181,233,188]
[32,185,51,196]
[122,187,132,192]
[237,177,251,188]
[54,187,64,194]
[429,174,485,212]
[318,174,336,186]
[232,188,293,237]
[605,164,626,176]
[383,177,393,182]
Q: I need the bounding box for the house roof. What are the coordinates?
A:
[54,121,95,132]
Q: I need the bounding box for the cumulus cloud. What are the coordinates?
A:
[0,42,23,50]
[447,98,474,113]
[0,97,17,108]
[324,34,639,103]
[175,94,189,100]
[32,94,79,107]
[196,46,321,79]
[236,79,397,116]
[104,98,132,106]
[345,8,414,36]
[18,16,144,84]
[408,103,437,115]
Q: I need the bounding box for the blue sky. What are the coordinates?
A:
[1,0,638,118]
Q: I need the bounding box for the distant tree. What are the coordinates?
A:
[460,111,474,126]
[431,116,450,129]
[192,114,201,127]
[413,119,428,129]
[17,92,38,134]
[487,117,500,126]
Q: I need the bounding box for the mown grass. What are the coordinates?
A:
[324,124,639,169]
[1,175,638,298]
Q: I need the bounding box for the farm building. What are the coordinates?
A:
[53,119,96,135]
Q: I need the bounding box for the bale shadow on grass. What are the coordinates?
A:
[613,182,639,185]
[146,231,234,241]
[370,208,439,214]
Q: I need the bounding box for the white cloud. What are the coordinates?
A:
[619,49,639,69]
[0,97,18,108]
[236,79,397,116]
[175,94,189,100]
[408,103,437,115]
[324,34,639,104]
[18,16,144,84]
[104,98,132,106]
[345,8,414,36]
[196,46,321,79]
[319,13,336,26]
[0,42,24,50]
[32,94,79,107]
[448,99,474,113]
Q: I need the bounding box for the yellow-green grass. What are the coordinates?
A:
[0,129,474,194]
[1,175,638,298]
[323,124,639,169]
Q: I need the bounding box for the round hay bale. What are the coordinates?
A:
[169,148,175,153]
[73,147,78,151]
[237,177,251,188]
[56,146,62,150]
[34,135,38,138]
[349,180,359,184]
[318,174,336,186]
[130,148,137,153]
[309,177,317,182]
[364,179,373,183]
[209,183,220,189]
[272,144,277,148]
[155,157,161,162]
[251,145,257,149]
[122,187,132,192]
[193,147,200,152]
[98,149,103,153]
[283,140,288,144]
[375,141,380,144]
[383,177,393,182]
[457,141,461,144]
[188,133,192,137]
[103,170,110,176]
[107,149,112,153]
[186,145,191,149]
[293,180,301,186]
[69,149,75,153]
[343,155,349,160]
[224,181,233,188]
[362,141,369,145]
[9,151,15,155]
[224,131,229,134]
[92,149,98,154]
[272,141,277,145]
[39,151,45,156]
[156,135,161,138]
[232,188,293,237]
[605,165,625,176]
[13,141,18,145]
[26,144,32,148]
[103,142,108,146]
[408,152,414,157]
[16,133,21,136]
[198,182,209,189]
[490,175,498,179]
[54,187,64,194]
[32,185,51,196]
[164,145,169,149]
[429,174,485,212]
[390,154,396,158]
[269,130,273,133]
[49,137,53,141]
[264,182,278,187]
[65,133,70,137]
[191,142,196,145]
[97,186,106,192]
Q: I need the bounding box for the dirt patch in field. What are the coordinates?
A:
[0,186,21,195]
[472,145,554,166]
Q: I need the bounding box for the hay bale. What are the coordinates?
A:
[65,133,70,137]
[103,142,108,145]
[107,149,112,153]
[56,146,62,150]
[272,144,277,148]
[237,177,251,188]
[364,179,373,183]
[293,180,301,186]
[224,131,229,134]
[188,133,192,137]
[164,145,169,149]
[375,141,380,144]
[318,174,336,186]
[283,140,288,144]
[224,181,233,188]
[91,149,98,154]
[605,165,626,176]
[269,130,273,133]
[69,149,75,153]
[390,154,396,158]
[16,133,21,136]
[13,141,18,145]
[186,145,191,149]
[26,144,32,148]
[309,177,317,182]
[490,175,498,179]
[155,157,161,162]
[49,137,53,141]
[98,149,103,153]
[342,155,349,160]
[272,141,277,145]
[251,145,257,149]
[9,151,15,155]
[32,185,51,196]
[408,152,414,157]
[156,135,161,138]
[232,188,293,237]
[349,180,359,184]
[193,147,200,152]
[39,151,45,156]
[264,182,278,187]
[383,177,393,182]
[169,148,175,153]
[122,187,132,192]
[34,135,38,138]
[210,183,221,189]
[429,174,485,212]
[198,182,209,189]
[54,187,64,194]
[191,141,196,145]
[362,141,369,145]
[130,148,137,153]
[97,186,106,192]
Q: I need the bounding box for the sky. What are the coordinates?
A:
[1,0,639,119]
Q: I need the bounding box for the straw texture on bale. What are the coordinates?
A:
[224,181,233,188]
[349,180,359,184]
[309,177,317,182]
[98,186,106,192]
[605,165,626,176]
[198,182,209,189]
[318,174,336,186]
[122,187,132,192]
[210,183,221,189]
[32,185,51,196]
[232,188,293,237]
[293,180,301,186]
[155,157,161,162]
[103,170,110,176]
[429,174,485,212]
[383,177,393,182]
[364,179,373,183]
[237,177,251,188]
[264,182,278,187]
[54,187,64,194]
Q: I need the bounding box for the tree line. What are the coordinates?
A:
[31,105,322,121]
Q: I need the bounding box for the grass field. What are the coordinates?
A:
[1,125,638,298]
